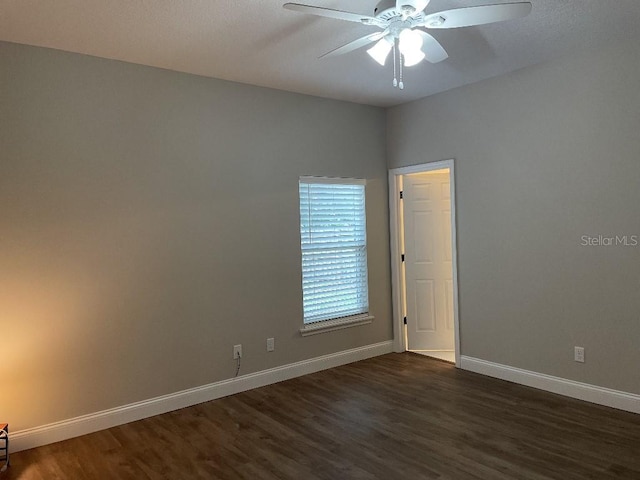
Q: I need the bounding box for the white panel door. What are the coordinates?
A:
[403,171,454,352]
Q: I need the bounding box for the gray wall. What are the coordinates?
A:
[0,41,392,431]
[388,40,640,394]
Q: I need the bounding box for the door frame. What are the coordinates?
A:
[388,160,461,367]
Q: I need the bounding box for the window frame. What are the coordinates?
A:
[298,176,373,336]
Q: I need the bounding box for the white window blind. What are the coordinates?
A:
[299,178,369,324]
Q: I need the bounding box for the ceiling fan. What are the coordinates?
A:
[283,0,533,89]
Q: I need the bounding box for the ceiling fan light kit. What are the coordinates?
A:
[399,29,425,66]
[283,0,532,90]
[367,36,393,66]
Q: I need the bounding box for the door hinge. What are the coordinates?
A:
[403,316,407,325]
[401,254,405,262]
[399,190,404,199]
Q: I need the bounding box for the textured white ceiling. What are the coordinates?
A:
[1,0,639,107]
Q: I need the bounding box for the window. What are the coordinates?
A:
[298,177,371,335]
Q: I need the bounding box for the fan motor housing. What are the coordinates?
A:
[374,0,427,22]
[374,0,400,18]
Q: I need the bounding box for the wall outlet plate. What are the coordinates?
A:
[233,344,242,359]
[574,346,585,363]
[267,337,275,352]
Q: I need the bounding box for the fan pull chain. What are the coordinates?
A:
[399,52,404,90]
[392,39,398,88]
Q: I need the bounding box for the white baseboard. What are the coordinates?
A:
[460,355,640,414]
[12,340,394,453]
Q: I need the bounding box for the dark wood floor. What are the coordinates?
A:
[4,353,640,479]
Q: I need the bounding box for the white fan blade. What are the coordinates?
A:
[321,31,388,58]
[416,29,448,63]
[414,0,431,13]
[284,3,381,26]
[424,2,532,29]
[396,0,431,17]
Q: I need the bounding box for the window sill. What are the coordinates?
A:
[299,314,374,337]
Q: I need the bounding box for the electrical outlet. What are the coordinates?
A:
[574,346,585,363]
[267,337,275,352]
[233,344,242,359]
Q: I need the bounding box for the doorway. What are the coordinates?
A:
[389,161,460,366]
